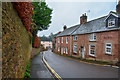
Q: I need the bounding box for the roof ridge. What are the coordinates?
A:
[86,15,107,24]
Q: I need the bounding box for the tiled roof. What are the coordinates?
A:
[72,15,120,35]
[57,11,120,37]
[57,24,80,37]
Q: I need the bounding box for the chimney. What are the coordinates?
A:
[63,25,67,30]
[80,13,87,24]
[116,0,120,14]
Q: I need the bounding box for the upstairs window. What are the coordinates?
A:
[73,44,77,53]
[89,33,96,41]
[105,43,112,54]
[61,37,63,43]
[66,37,68,44]
[58,38,60,43]
[74,35,77,41]
[108,19,115,27]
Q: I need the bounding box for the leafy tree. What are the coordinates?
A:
[31,1,52,45]
[32,2,52,33]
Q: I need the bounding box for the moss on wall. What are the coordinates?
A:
[2,2,32,78]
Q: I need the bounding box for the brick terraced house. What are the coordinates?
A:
[55,2,120,63]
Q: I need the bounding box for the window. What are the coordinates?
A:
[66,37,68,44]
[73,44,77,53]
[89,44,95,56]
[62,37,63,43]
[58,38,60,43]
[74,35,77,41]
[64,47,65,53]
[108,19,115,27]
[89,33,96,41]
[58,46,60,51]
[66,47,68,54]
[105,43,112,54]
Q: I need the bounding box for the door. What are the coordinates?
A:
[81,47,85,59]
[79,46,85,59]
[61,47,63,55]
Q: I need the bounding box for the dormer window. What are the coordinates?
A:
[108,19,115,27]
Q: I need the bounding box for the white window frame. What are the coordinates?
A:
[58,38,60,43]
[89,44,96,56]
[108,19,115,27]
[66,47,68,54]
[74,35,77,41]
[73,44,77,53]
[66,37,68,44]
[58,46,60,51]
[61,37,63,43]
[105,43,112,54]
[89,33,96,41]
[64,47,65,53]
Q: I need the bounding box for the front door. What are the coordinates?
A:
[81,47,85,59]
[61,47,63,55]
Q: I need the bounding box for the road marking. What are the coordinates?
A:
[42,54,63,80]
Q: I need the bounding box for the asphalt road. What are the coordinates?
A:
[44,51,119,78]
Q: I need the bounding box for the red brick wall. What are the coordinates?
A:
[56,36,71,56]
[56,30,119,63]
[72,30,119,63]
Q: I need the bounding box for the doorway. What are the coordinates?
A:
[80,46,85,59]
[61,47,63,55]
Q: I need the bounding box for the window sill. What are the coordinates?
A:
[89,40,96,42]
[89,54,96,57]
[105,53,112,56]
[73,51,77,53]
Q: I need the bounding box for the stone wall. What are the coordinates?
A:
[31,48,41,58]
[2,2,32,78]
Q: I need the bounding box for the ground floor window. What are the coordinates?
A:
[66,47,68,54]
[64,47,65,53]
[58,46,60,51]
[73,44,77,53]
[89,44,95,56]
[105,43,112,54]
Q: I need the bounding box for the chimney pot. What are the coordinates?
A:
[80,13,87,24]
[63,25,67,30]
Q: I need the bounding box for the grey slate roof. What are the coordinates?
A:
[57,11,120,37]
[57,24,80,37]
[72,15,120,35]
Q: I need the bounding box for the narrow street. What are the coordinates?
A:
[44,51,118,78]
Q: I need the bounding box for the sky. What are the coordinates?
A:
[37,0,118,37]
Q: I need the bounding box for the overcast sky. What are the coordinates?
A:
[37,0,118,37]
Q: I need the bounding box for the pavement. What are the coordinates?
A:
[44,51,119,78]
[30,52,54,79]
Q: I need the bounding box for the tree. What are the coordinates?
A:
[31,1,52,46]
[32,2,53,33]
